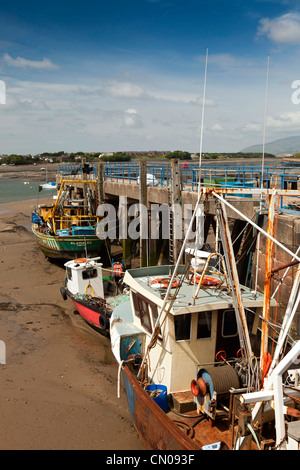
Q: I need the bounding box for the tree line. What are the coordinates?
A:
[0,150,277,165]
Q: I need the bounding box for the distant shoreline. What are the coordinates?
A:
[0,156,294,184]
[0,163,57,181]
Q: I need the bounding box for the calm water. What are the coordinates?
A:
[0,178,55,204]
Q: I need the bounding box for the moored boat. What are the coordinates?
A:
[60,257,112,332]
[32,222,103,260]
[61,257,127,334]
[110,187,300,450]
[32,164,102,260]
[39,181,57,190]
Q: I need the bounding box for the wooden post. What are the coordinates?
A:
[148,211,158,266]
[139,161,148,267]
[97,161,104,204]
[119,195,131,269]
[170,159,182,263]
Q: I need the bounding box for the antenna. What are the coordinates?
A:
[193,49,208,301]
[261,53,270,194]
[198,48,208,196]
[255,53,270,294]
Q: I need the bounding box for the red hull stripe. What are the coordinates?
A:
[73,300,100,328]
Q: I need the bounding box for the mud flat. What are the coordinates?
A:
[0,163,57,181]
[0,198,143,450]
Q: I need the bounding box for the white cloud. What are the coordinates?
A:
[267,111,300,128]
[206,53,254,70]
[3,53,59,70]
[123,108,144,128]
[103,80,147,99]
[242,122,262,133]
[257,13,300,44]
[210,123,224,132]
[195,53,255,74]
[241,111,300,136]
[101,78,216,106]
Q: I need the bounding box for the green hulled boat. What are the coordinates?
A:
[32,224,102,260]
[32,166,102,260]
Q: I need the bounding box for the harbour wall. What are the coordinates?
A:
[99,159,300,340]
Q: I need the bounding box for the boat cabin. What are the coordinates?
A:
[35,179,99,235]
[111,264,267,395]
[64,257,104,298]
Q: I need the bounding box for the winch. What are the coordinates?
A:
[191,364,240,420]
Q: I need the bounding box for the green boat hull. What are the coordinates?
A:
[32,226,102,260]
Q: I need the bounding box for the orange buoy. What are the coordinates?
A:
[191,275,220,286]
[151,277,180,289]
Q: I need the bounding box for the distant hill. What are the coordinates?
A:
[241,136,300,155]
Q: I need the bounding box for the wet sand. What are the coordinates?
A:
[0,198,144,450]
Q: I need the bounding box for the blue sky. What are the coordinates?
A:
[1,0,300,154]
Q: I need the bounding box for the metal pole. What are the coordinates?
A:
[268,271,300,376]
[260,192,277,370]
[211,191,300,264]
[137,196,202,379]
[216,202,254,364]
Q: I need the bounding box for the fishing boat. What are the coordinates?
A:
[38,166,57,191]
[110,187,300,450]
[60,257,126,333]
[32,165,102,260]
[39,181,57,190]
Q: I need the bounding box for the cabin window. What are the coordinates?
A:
[151,304,162,337]
[132,292,160,334]
[197,311,212,339]
[151,303,159,327]
[174,314,191,341]
[132,292,140,318]
[67,267,72,280]
[137,297,152,332]
[222,309,238,337]
[82,268,98,280]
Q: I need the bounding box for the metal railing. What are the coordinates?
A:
[57,161,300,214]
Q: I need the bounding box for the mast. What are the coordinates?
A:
[137,50,209,379]
[216,201,254,365]
[254,54,270,294]
[197,48,208,197]
[194,48,208,300]
[260,191,277,376]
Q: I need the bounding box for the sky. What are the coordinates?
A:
[1,0,300,154]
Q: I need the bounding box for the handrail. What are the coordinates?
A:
[57,161,300,213]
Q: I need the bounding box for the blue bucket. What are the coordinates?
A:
[145,384,168,413]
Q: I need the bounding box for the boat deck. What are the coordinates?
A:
[123,265,267,315]
[166,407,258,450]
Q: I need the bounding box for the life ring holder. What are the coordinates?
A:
[190,251,230,298]
[74,258,87,264]
[151,277,180,289]
[190,273,220,287]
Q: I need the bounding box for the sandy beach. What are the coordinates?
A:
[0,197,144,450]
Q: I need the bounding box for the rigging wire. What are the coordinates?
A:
[255,53,270,294]
[194,48,208,301]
